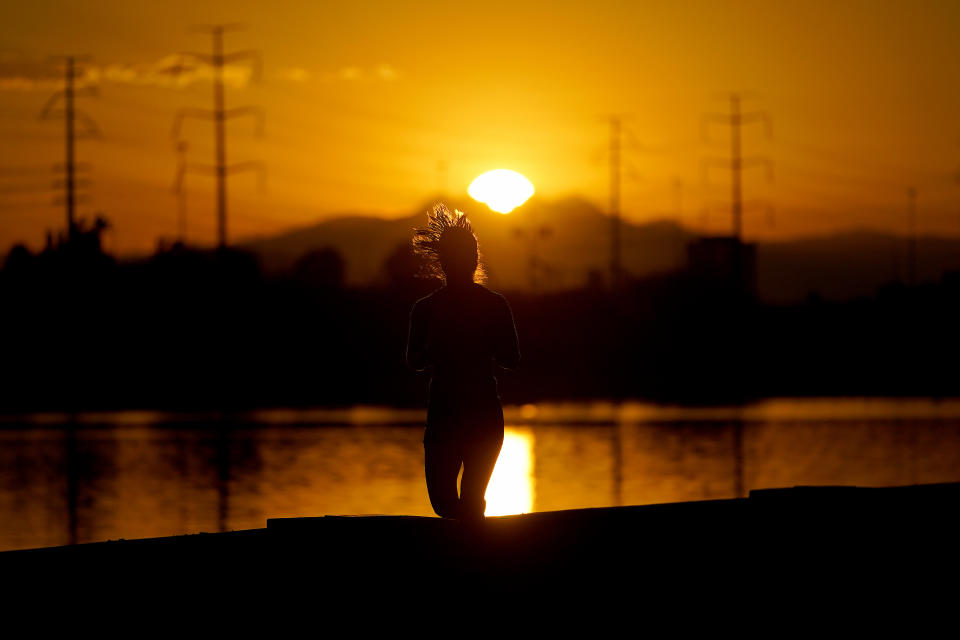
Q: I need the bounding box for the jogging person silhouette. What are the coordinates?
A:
[406,204,520,520]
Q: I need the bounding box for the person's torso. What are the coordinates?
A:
[422,283,503,396]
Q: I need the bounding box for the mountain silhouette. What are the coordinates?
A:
[756,231,960,303]
[238,197,960,302]
[241,196,696,290]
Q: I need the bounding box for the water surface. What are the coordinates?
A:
[2,398,960,551]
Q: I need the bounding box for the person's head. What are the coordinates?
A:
[413,204,485,285]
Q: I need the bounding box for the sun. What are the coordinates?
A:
[484,427,534,516]
[468,169,535,214]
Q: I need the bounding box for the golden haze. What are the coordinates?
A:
[1,1,959,253]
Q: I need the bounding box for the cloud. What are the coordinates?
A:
[274,64,400,84]
[339,66,361,80]
[0,56,401,91]
[277,67,312,83]
[0,55,255,92]
[100,55,255,89]
[0,58,64,91]
[375,64,398,81]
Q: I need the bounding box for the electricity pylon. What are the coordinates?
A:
[954,152,960,237]
[173,140,189,244]
[702,93,773,240]
[40,56,99,241]
[609,115,622,287]
[603,114,651,287]
[906,186,918,287]
[173,24,264,248]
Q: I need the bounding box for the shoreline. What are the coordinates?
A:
[5,483,958,592]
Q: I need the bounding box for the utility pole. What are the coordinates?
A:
[673,177,685,269]
[64,58,75,238]
[513,222,552,292]
[672,177,684,222]
[730,95,742,239]
[174,140,189,244]
[173,25,264,248]
[609,116,622,287]
[40,56,99,242]
[702,94,772,241]
[955,155,960,239]
[907,186,918,287]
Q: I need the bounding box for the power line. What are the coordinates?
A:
[779,137,946,181]
[173,25,264,248]
[702,93,772,240]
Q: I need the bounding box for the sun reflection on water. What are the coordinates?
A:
[484,427,534,516]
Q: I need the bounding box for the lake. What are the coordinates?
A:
[2,398,960,552]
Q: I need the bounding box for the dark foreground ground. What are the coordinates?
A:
[3,483,958,629]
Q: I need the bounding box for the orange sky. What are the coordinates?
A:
[1,0,959,254]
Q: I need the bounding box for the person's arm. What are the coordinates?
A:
[493,296,520,371]
[406,300,430,371]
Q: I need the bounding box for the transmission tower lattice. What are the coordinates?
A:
[40,56,100,241]
[702,94,773,240]
[609,116,622,288]
[173,25,264,248]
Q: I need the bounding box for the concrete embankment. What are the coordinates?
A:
[3,483,958,612]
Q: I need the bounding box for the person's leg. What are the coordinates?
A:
[424,439,462,518]
[458,432,504,520]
